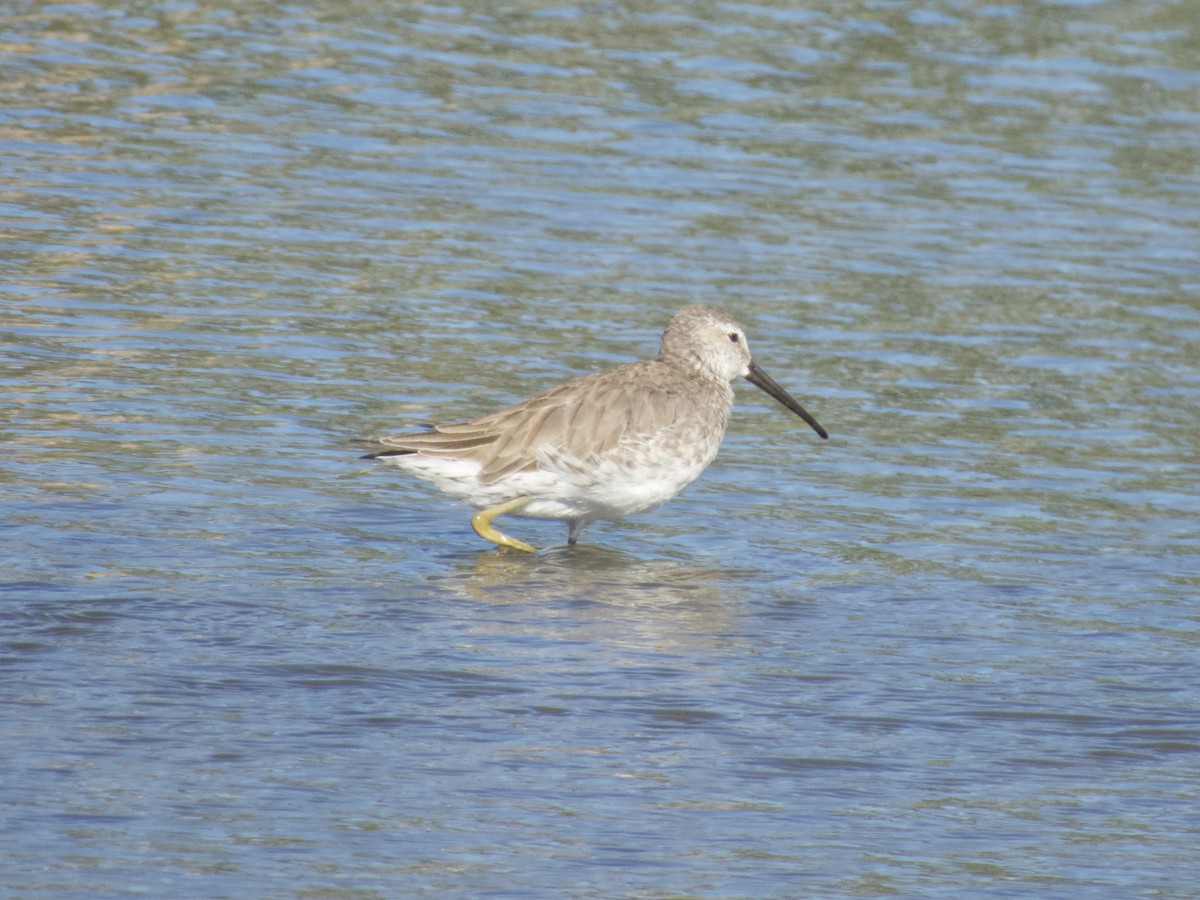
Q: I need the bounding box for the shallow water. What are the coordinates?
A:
[4,0,1199,896]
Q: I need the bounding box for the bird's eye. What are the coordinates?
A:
[728,332,740,344]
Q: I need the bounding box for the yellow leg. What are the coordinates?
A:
[471,496,537,553]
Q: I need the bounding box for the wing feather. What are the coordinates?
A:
[370,360,699,482]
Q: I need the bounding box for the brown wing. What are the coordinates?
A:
[370,360,688,484]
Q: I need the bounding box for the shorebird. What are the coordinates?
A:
[364,305,827,552]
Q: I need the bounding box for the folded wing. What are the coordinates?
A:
[368,361,686,484]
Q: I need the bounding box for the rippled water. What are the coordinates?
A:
[4,0,1199,896]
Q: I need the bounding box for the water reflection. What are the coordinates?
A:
[431,544,748,649]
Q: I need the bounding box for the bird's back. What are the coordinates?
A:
[369,357,734,484]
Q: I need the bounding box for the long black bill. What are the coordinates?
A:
[745,361,828,440]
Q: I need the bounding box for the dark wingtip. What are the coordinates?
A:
[361,448,415,460]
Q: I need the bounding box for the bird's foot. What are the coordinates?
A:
[471,497,537,553]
